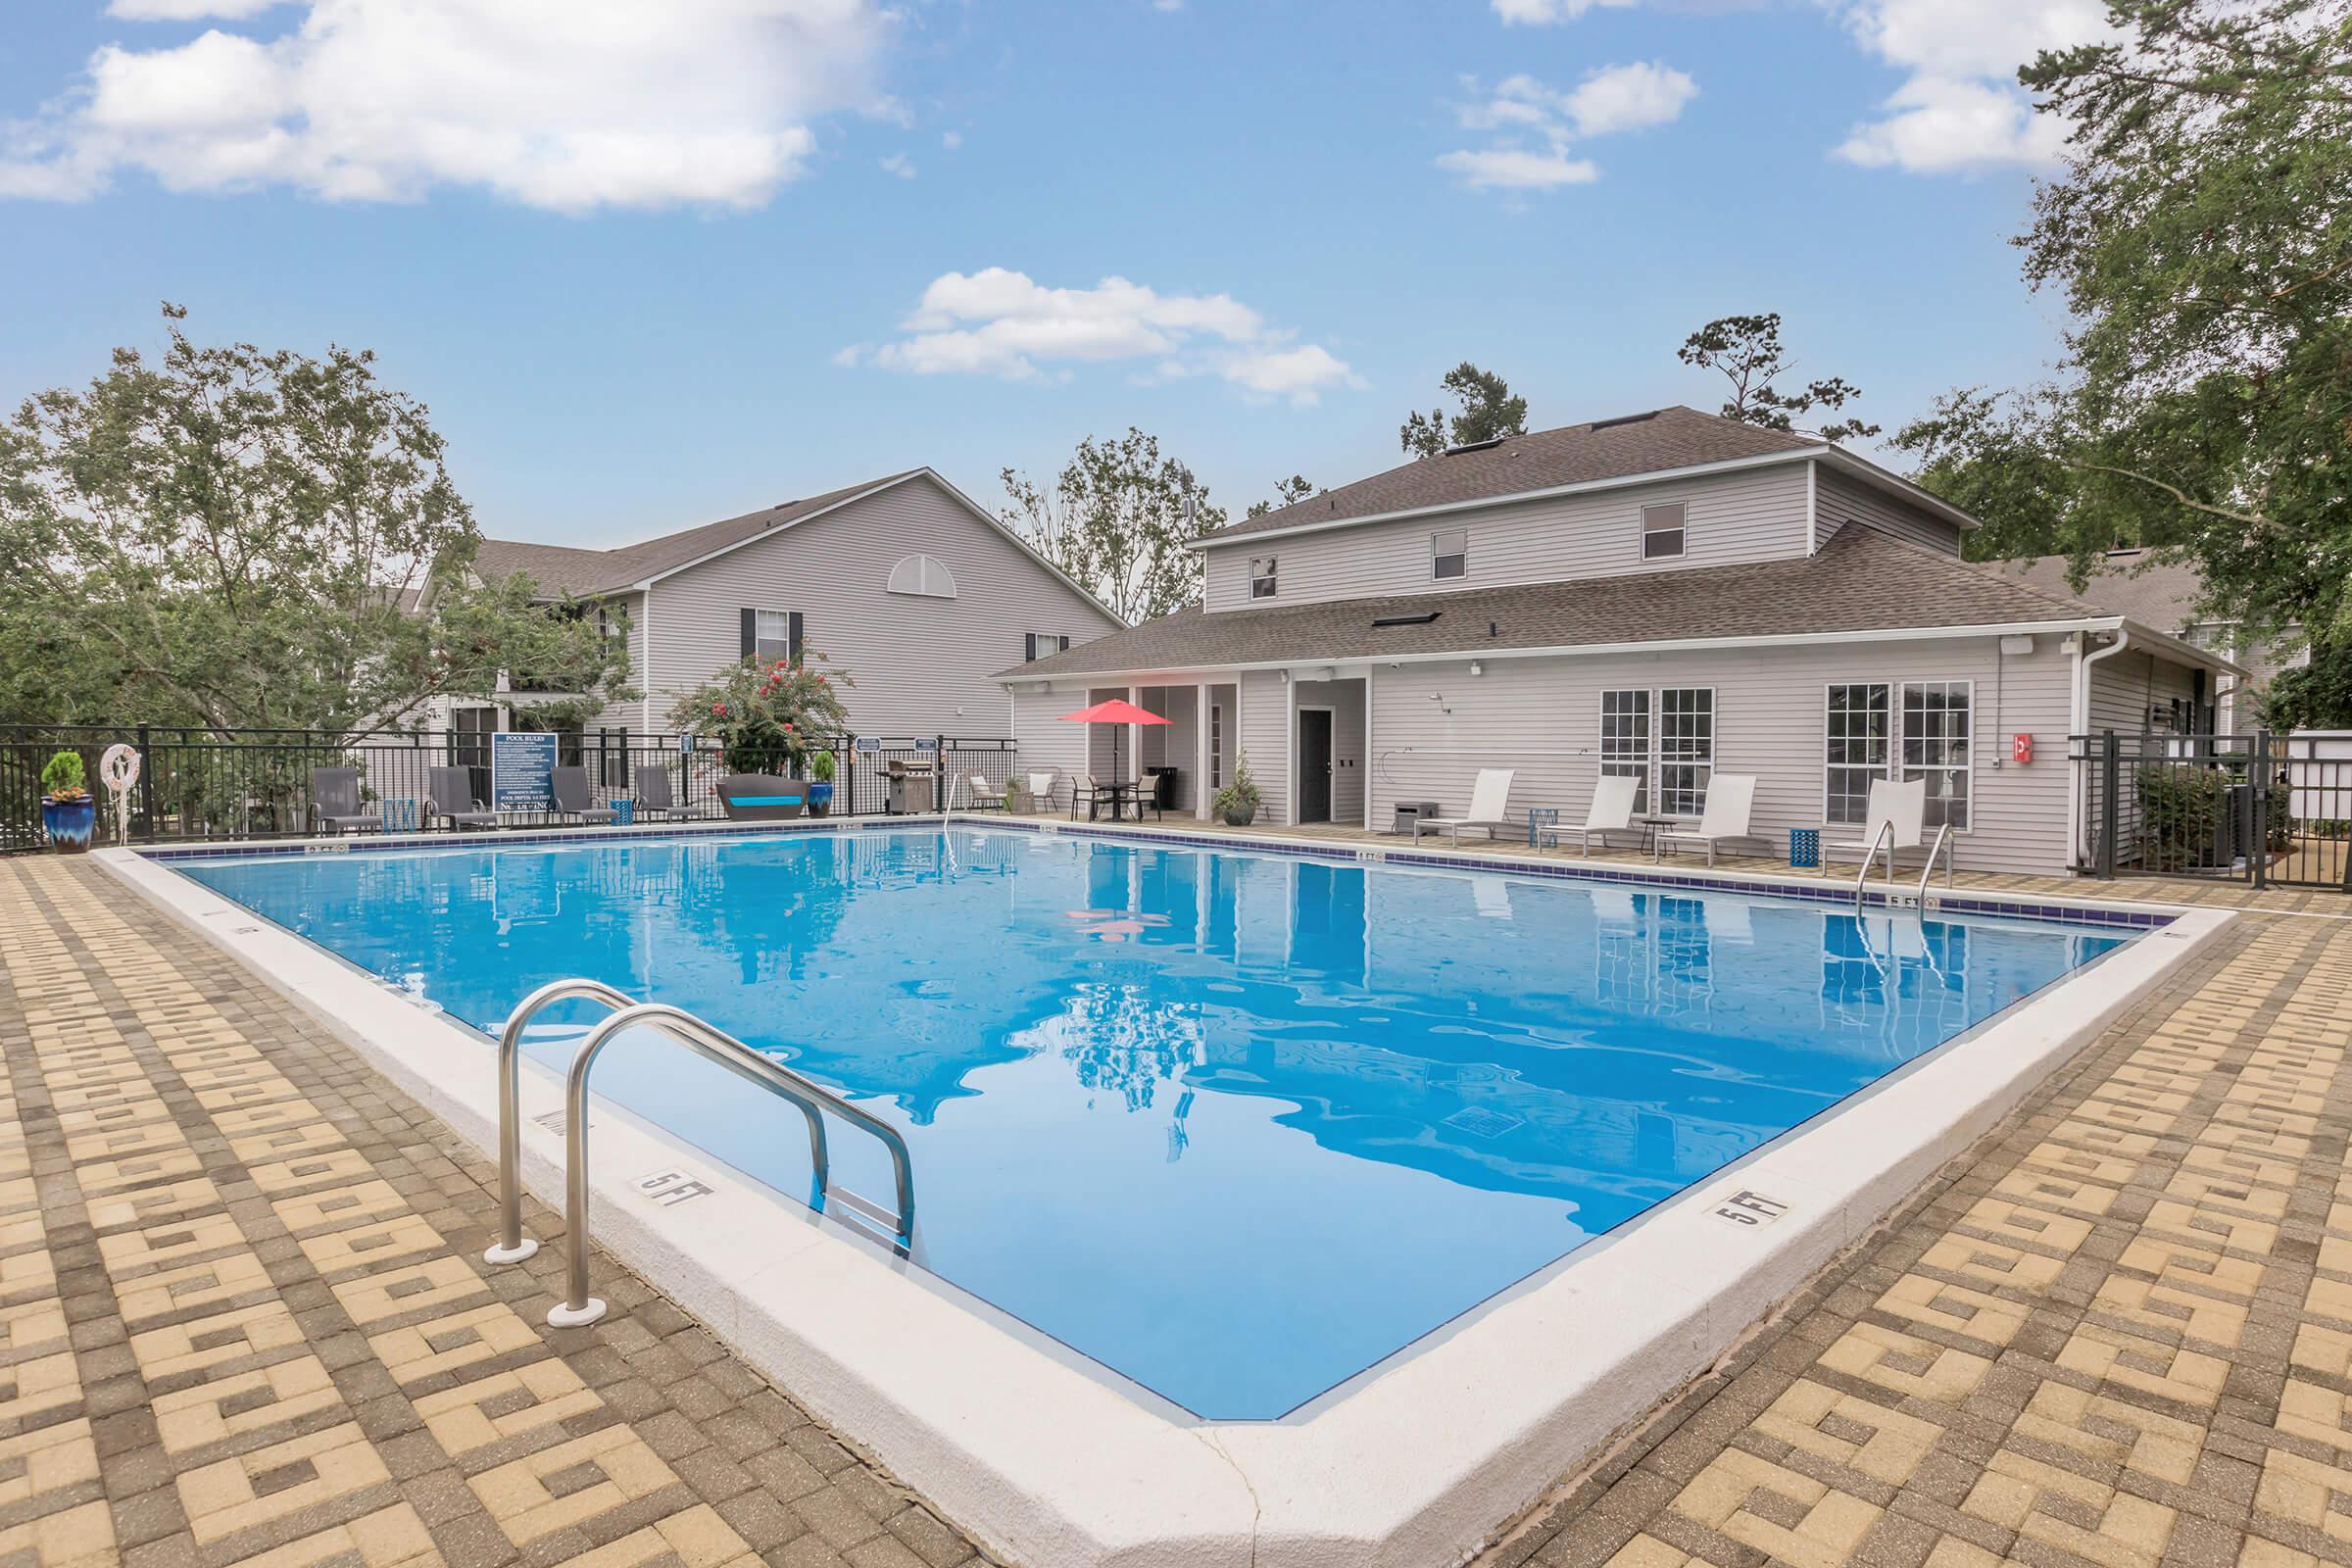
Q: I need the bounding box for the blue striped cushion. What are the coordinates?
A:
[731,795,804,807]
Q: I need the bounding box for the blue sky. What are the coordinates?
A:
[0,0,2104,549]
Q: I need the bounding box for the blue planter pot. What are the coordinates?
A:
[42,796,95,853]
[808,781,834,817]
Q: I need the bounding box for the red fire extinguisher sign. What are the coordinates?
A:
[2013,733,2034,764]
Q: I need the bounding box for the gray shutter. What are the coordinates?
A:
[739,609,756,659]
[788,612,805,665]
[1059,635,1072,652]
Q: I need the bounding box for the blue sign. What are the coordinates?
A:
[491,732,558,812]
[855,736,879,755]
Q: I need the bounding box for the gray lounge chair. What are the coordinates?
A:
[960,772,1011,811]
[633,764,686,821]
[309,767,382,835]
[425,766,500,831]
[550,765,616,826]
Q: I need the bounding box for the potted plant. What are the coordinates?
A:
[40,752,96,853]
[671,652,853,778]
[1211,751,1260,827]
[808,749,836,817]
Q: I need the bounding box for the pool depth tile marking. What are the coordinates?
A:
[0,856,991,1568]
[1489,908,2352,1568]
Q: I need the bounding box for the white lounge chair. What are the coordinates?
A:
[1820,777,1929,881]
[1412,769,1516,846]
[1656,775,1760,866]
[1551,774,1642,854]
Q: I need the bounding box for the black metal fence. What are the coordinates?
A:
[3,725,1026,853]
[2074,730,2351,891]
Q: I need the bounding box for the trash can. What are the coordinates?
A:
[1143,765,1179,809]
[1392,801,1442,836]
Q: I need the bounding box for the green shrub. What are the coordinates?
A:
[40,751,88,800]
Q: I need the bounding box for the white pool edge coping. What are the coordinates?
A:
[92,838,2234,1568]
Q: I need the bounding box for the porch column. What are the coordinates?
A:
[1128,685,1142,785]
[1195,681,1211,819]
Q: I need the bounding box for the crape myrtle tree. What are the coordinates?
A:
[1678,314,1880,444]
[1400,362,1528,459]
[0,305,635,733]
[1000,427,1227,624]
[1895,0,2352,661]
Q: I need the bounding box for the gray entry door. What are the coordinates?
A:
[1298,710,1333,823]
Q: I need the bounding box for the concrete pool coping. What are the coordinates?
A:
[94,823,2235,1568]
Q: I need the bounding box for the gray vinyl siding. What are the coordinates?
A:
[1240,669,1290,825]
[643,474,1116,737]
[2087,647,2204,736]
[1200,465,1812,613]
[1365,634,2076,873]
[1008,685,1089,790]
[1812,466,1964,556]
[590,591,646,733]
[1292,678,1366,825]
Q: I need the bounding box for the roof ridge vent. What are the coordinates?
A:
[1587,410,1661,432]
[1443,436,1507,456]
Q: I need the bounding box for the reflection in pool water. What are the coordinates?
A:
[182,827,2126,1418]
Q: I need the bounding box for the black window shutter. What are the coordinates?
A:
[788,612,805,665]
[1025,633,1039,662]
[1059,635,1072,652]
[739,609,756,659]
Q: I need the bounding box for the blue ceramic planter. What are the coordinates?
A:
[42,796,95,853]
[808,781,834,817]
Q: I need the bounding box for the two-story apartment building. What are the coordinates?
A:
[451,467,1119,748]
[999,406,2235,876]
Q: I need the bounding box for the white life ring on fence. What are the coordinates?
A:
[99,744,140,846]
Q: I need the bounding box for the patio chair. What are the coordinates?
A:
[1412,769,1516,846]
[1656,775,1761,867]
[1820,777,1929,880]
[961,772,1010,811]
[424,766,500,831]
[714,774,806,821]
[1069,773,1115,821]
[1561,775,1642,854]
[633,764,686,821]
[1024,770,1059,812]
[550,765,616,827]
[309,767,382,836]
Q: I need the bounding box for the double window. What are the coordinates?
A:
[1431,528,1467,580]
[1641,501,1686,561]
[1250,556,1278,599]
[1601,688,1714,815]
[1823,681,1973,829]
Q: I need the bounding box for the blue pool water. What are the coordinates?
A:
[179,827,2129,1418]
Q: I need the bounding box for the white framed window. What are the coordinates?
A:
[1641,501,1687,561]
[1903,680,1973,830]
[1658,688,1714,815]
[1599,689,1651,812]
[1823,683,1890,826]
[1023,632,1070,662]
[753,609,794,663]
[886,554,957,598]
[1250,556,1278,599]
[1209,704,1225,788]
[1431,528,1467,580]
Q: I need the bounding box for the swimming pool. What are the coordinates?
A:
[173,824,2132,1421]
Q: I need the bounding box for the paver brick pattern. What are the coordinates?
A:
[0,858,990,1568]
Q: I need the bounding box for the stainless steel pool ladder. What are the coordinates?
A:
[1849,821,1956,910]
[488,980,916,1329]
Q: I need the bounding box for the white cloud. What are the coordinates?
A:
[1441,64,1695,194]
[879,151,915,178]
[1832,0,2109,172]
[940,129,962,150]
[1491,0,1636,23]
[847,268,1357,405]
[0,0,896,212]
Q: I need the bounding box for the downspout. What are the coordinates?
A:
[2069,626,2132,870]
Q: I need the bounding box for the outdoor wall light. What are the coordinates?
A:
[1469,660,1485,676]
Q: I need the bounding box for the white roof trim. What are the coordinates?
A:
[1188,443,1980,553]
[999,615,2244,686]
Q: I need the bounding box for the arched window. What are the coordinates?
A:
[886,554,957,599]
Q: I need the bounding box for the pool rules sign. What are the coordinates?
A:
[491,732,559,813]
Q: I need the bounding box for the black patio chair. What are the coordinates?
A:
[550,765,616,826]
[425,766,501,831]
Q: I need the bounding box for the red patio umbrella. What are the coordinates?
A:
[1058,697,1171,783]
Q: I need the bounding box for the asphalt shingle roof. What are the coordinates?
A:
[472,471,922,598]
[1001,524,2119,679]
[1988,549,2210,633]
[1202,405,1824,543]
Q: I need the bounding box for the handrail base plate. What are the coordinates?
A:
[484,1239,539,1264]
[548,1297,608,1329]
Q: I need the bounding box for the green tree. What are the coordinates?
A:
[2258,656,2352,734]
[999,428,1225,624]
[0,307,634,733]
[1247,473,1318,519]
[669,650,852,774]
[1896,0,2351,653]
[1400,363,1528,459]
[1678,314,1879,443]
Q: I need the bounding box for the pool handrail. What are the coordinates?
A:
[546,1000,916,1328]
[490,977,635,1265]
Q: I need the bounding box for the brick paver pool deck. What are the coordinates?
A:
[4,844,2349,1568]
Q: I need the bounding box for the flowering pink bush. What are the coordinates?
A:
[671,651,853,774]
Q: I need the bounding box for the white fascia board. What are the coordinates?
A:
[995,617,2133,688]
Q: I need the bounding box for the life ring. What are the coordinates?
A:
[99,745,140,845]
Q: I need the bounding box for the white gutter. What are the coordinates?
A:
[2069,626,2132,870]
[1186,443,1982,553]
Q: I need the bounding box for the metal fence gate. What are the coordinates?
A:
[2075,730,2351,891]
